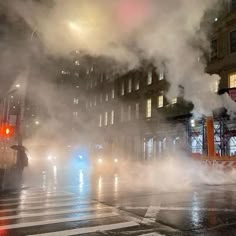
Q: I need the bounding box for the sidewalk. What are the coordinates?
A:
[0,167,23,193]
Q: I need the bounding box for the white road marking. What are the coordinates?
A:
[0,212,119,230]
[145,207,160,218]
[27,221,139,236]
[0,206,112,220]
[140,233,163,236]
[125,206,236,212]
[0,200,96,213]
[0,197,89,207]
[0,193,74,202]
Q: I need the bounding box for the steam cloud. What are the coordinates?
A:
[6,0,235,116]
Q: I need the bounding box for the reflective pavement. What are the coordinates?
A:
[0,166,236,235]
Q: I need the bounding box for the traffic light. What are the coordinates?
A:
[0,124,15,138]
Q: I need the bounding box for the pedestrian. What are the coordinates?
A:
[15,147,28,182]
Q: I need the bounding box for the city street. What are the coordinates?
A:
[0,165,236,236]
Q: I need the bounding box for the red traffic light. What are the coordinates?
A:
[0,124,15,138]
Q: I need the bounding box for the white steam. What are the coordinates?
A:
[8,0,234,116]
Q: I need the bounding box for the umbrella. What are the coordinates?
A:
[10,145,27,151]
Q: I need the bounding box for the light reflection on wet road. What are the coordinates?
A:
[2,165,236,235]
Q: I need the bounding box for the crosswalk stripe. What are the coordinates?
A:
[0,212,119,230]
[0,193,74,202]
[0,200,97,213]
[0,197,91,207]
[27,221,139,236]
[140,233,163,236]
[0,206,112,220]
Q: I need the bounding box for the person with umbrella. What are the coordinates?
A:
[11,145,28,181]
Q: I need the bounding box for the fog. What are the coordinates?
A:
[7,0,235,116]
[0,1,236,191]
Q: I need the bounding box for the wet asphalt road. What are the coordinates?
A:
[1,165,236,235]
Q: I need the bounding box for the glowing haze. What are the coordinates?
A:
[9,0,234,116]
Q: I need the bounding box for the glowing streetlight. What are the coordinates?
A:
[35,120,40,125]
[15,84,21,88]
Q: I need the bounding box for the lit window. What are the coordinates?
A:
[147,71,152,85]
[135,103,140,119]
[73,98,79,104]
[104,112,108,126]
[121,82,125,96]
[229,73,236,88]
[128,79,132,93]
[99,114,102,127]
[100,74,103,82]
[146,99,152,118]
[157,95,164,108]
[111,110,114,125]
[127,105,131,121]
[73,112,78,117]
[94,96,97,106]
[112,88,115,99]
[135,80,140,90]
[159,71,164,80]
[211,80,219,93]
[105,94,109,102]
[172,98,177,104]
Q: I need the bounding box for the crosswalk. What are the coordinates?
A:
[0,188,140,235]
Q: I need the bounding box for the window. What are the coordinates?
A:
[127,105,131,121]
[120,106,124,122]
[159,71,164,80]
[111,110,114,125]
[172,98,177,104]
[73,98,79,104]
[157,95,164,108]
[229,73,236,88]
[135,80,140,90]
[146,99,152,118]
[232,0,236,10]
[127,78,132,93]
[210,39,217,60]
[100,94,103,103]
[230,30,236,53]
[121,82,125,96]
[147,71,152,85]
[111,88,115,99]
[104,112,108,126]
[135,103,140,119]
[105,94,109,102]
[99,114,102,127]
[73,111,78,117]
[211,80,219,93]
[94,96,97,106]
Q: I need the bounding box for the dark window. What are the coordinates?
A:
[210,39,217,60]
[232,0,236,10]
[230,30,236,53]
